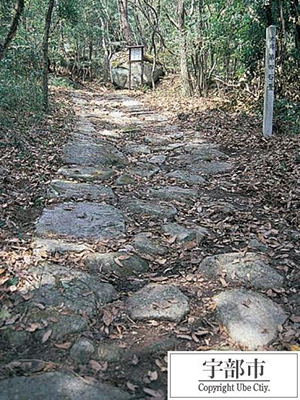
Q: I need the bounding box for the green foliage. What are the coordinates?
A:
[57,0,80,24]
[0,53,43,112]
[274,99,300,135]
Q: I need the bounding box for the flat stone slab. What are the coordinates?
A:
[115,174,136,186]
[127,162,159,178]
[149,155,167,164]
[123,144,151,155]
[70,338,95,364]
[36,202,125,240]
[162,143,186,152]
[150,186,198,203]
[63,142,127,167]
[74,119,96,134]
[29,264,116,311]
[166,170,206,185]
[162,223,209,243]
[170,155,233,174]
[127,284,189,322]
[184,141,220,153]
[0,372,132,400]
[85,252,148,277]
[4,264,117,343]
[49,180,115,201]
[58,165,114,182]
[134,233,168,255]
[122,198,177,219]
[214,289,287,349]
[33,238,92,255]
[186,146,227,160]
[145,136,171,146]
[199,252,284,289]
[192,161,234,175]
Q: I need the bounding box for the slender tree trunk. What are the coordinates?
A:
[43,0,55,112]
[264,0,273,26]
[119,0,133,44]
[178,0,192,96]
[0,0,25,62]
[292,0,300,51]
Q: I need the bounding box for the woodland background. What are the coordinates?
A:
[0,0,299,133]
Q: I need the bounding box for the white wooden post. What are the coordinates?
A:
[263,25,277,138]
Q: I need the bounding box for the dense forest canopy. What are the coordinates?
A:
[0,0,299,129]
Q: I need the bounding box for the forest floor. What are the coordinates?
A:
[0,78,299,399]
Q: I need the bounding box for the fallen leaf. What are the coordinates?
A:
[89,360,102,372]
[155,358,167,372]
[89,360,107,372]
[103,310,114,327]
[118,254,131,260]
[143,388,163,398]
[132,354,139,365]
[219,277,228,287]
[49,317,58,323]
[126,382,138,391]
[177,334,193,340]
[54,342,72,349]
[42,329,52,343]
[26,322,43,332]
[288,345,300,351]
[148,370,158,381]
[21,293,33,301]
[114,258,124,267]
[5,314,20,325]
[290,315,300,323]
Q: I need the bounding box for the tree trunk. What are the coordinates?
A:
[0,0,25,62]
[264,0,273,26]
[178,0,192,96]
[292,0,300,51]
[42,0,55,112]
[119,0,133,44]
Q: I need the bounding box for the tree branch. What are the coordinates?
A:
[0,0,25,62]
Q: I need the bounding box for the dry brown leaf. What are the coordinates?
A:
[114,258,124,267]
[177,334,193,340]
[288,345,300,351]
[21,293,33,301]
[290,315,300,323]
[166,235,177,244]
[219,277,228,287]
[150,276,169,282]
[54,342,72,350]
[132,354,139,365]
[34,303,46,310]
[192,332,200,343]
[89,360,107,372]
[155,358,167,372]
[5,314,20,325]
[26,322,43,332]
[103,310,114,327]
[143,388,163,398]
[126,382,138,392]
[118,254,131,260]
[42,329,52,343]
[89,360,102,372]
[148,370,158,381]
[194,330,210,336]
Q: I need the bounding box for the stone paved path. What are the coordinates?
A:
[0,90,287,399]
